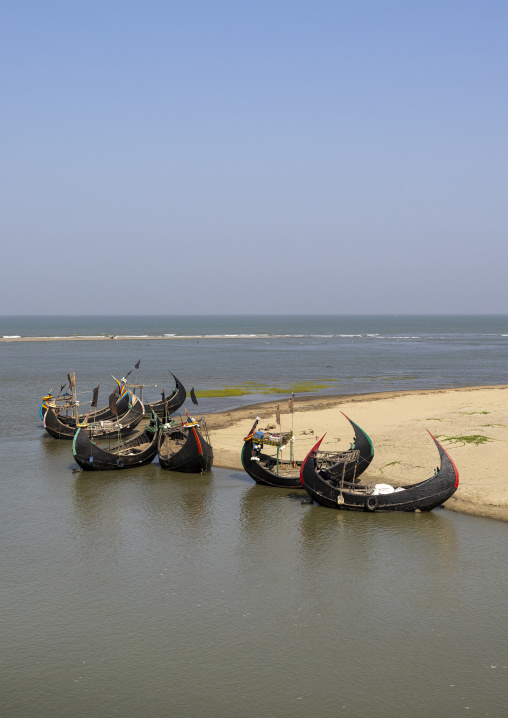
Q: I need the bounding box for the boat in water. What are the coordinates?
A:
[44,393,145,440]
[158,412,213,473]
[73,408,160,471]
[119,369,186,420]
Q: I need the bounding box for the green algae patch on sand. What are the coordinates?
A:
[193,380,336,398]
[459,411,491,415]
[291,381,336,393]
[380,460,401,473]
[438,434,495,447]
[194,387,260,398]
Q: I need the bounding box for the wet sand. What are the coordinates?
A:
[206,385,508,522]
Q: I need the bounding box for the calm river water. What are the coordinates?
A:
[1,316,507,717]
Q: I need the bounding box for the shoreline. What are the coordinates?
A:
[205,385,508,523]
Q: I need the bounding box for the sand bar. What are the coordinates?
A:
[2,335,286,342]
[2,336,181,341]
[206,385,508,522]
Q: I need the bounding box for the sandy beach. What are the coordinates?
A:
[206,385,508,522]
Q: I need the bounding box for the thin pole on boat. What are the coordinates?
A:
[68,370,78,425]
[135,358,141,401]
[162,388,167,423]
[289,393,295,465]
[275,403,281,474]
[91,384,99,422]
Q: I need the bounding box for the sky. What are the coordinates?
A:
[1,0,507,314]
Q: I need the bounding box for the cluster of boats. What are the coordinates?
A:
[41,369,459,513]
[40,371,213,473]
[240,413,459,513]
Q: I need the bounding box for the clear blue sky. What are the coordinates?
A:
[1,1,507,314]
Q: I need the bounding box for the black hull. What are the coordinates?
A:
[300,433,459,512]
[40,380,130,423]
[41,390,131,427]
[44,396,144,440]
[241,415,374,489]
[149,373,187,420]
[73,412,159,471]
[241,439,301,488]
[319,413,374,483]
[158,425,213,473]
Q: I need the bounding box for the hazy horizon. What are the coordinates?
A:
[2,311,508,318]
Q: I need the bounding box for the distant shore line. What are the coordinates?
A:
[2,335,250,342]
[3,335,323,342]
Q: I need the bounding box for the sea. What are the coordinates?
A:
[1,315,507,717]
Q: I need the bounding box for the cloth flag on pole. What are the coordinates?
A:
[91,385,99,408]
[109,391,118,416]
[245,417,260,440]
[288,393,294,413]
[190,387,198,405]
[135,358,141,370]
[275,404,281,425]
[67,371,76,389]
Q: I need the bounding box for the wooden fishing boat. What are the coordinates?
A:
[317,413,373,483]
[300,432,459,512]
[241,414,374,489]
[118,363,186,421]
[146,372,187,420]
[158,415,213,473]
[43,394,145,440]
[39,390,73,421]
[72,408,160,471]
[40,378,130,424]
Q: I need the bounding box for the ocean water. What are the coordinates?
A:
[1,315,507,717]
[1,315,507,419]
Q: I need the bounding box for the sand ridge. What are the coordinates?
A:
[205,385,508,522]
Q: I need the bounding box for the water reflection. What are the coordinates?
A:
[296,503,460,618]
[72,463,216,549]
[40,433,73,459]
[238,484,304,542]
[140,467,215,543]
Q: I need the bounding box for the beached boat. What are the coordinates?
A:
[157,414,213,473]
[43,394,145,440]
[300,432,459,512]
[72,408,160,471]
[241,413,374,489]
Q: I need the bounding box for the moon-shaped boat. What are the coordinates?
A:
[158,417,213,473]
[43,394,145,440]
[241,413,374,489]
[300,432,458,512]
[146,372,187,420]
[72,408,160,471]
[40,379,130,424]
